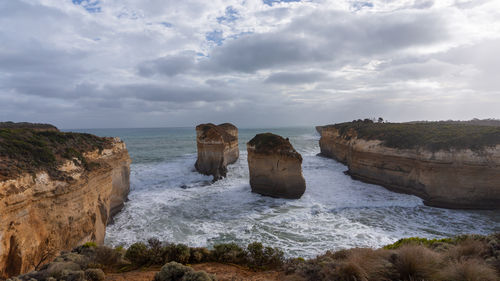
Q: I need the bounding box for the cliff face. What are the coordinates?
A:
[317,126,500,209]
[195,123,239,180]
[0,137,131,278]
[247,133,306,199]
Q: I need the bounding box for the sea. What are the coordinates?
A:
[71,127,500,258]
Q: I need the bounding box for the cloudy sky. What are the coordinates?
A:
[1,0,499,128]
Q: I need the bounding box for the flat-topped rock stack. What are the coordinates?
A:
[195,123,239,181]
[247,133,306,199]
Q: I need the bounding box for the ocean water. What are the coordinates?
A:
[72,127,500,258]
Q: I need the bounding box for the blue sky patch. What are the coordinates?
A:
[263,0,301,6]
[72,0,101,13]
[351,1,374,10]
[217,6,239,24]
[206,30,224,45]
[160,22,173,28]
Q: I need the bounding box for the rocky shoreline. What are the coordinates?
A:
[0,124,131,278]
[316,121,500,209]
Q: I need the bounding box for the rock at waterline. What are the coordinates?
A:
[247,133,306,199]
[195,123,239,181]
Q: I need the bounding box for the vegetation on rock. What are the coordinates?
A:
[284,233,500,281]
[328,120,500,151]
[9,233,499,280]
[247,133,302,160]
[0,126,113,180]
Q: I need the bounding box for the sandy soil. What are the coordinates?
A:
[105,263,284,281]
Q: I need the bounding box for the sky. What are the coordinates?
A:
[1,0,500,129]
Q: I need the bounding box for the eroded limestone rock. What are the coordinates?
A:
[195,123,239,180]
[247,133,306,199]
[0,131,131,278]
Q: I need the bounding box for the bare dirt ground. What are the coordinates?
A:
[104,263,284,281]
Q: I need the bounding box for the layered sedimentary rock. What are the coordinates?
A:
[0,129,131,278]
[195,123,239,180]
[247,133,306,199]
[316,124,500,209]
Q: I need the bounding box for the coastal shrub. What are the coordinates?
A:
[246,242,284,269]
[331,121,500,151]
[394,245,442,280]
[189,247,211,263]
[154,262,193,281]
[163,244,191,264]
[125,242,149,265]
[94,246,121,267]
[212,243,247,264]
[446,238,490,261]
[434,259,498,281]
[84,268,105,281]
[147,238,166,265]
[82,242,97,248]
[0,128,112,180]
[383,237,456,250]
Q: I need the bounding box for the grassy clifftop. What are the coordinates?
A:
[0,124,113,180]
[328,120,500,151]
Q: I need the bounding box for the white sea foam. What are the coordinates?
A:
[104,129,500,258]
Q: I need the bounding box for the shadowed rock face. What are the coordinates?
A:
[247,133,306,199]
[195,123,239,180]
[0,131,131,278]
[316,125,500,209]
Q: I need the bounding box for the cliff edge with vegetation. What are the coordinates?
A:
[316,120,500,209]
[0,123,131,278]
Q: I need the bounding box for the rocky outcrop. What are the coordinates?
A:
[317,125,500,209]
[195,123,239,180]
[247,133,306,199]
[0,131,131,278]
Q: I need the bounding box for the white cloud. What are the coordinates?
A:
[0,0,499,128]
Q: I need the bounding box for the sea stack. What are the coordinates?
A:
[247,133,306,199]
[195,123,239,180]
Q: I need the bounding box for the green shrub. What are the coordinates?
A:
[384,237,456,250]
[0,128,112,180]
[147,238,166,265]
[247,242,284,269]
[94,246,121,267]
[190,247,211,263]
[154,262,193,281]
[125,242,149,265]
[212,243,247,264]
[82,242,97,248]
[84,268,105,281]
[163,244,191,264]
[330,121,500,151]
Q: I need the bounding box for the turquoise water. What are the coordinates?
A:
[71,127,500,257]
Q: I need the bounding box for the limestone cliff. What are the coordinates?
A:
[0,127,131,278]
[317,123,500,209]
[195,123,239,180]
[247,133,306,199]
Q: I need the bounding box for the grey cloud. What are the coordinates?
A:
[109,83,232,103]
[265,71,327,84]
[137,53,196,77]
[203,9,449,73]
